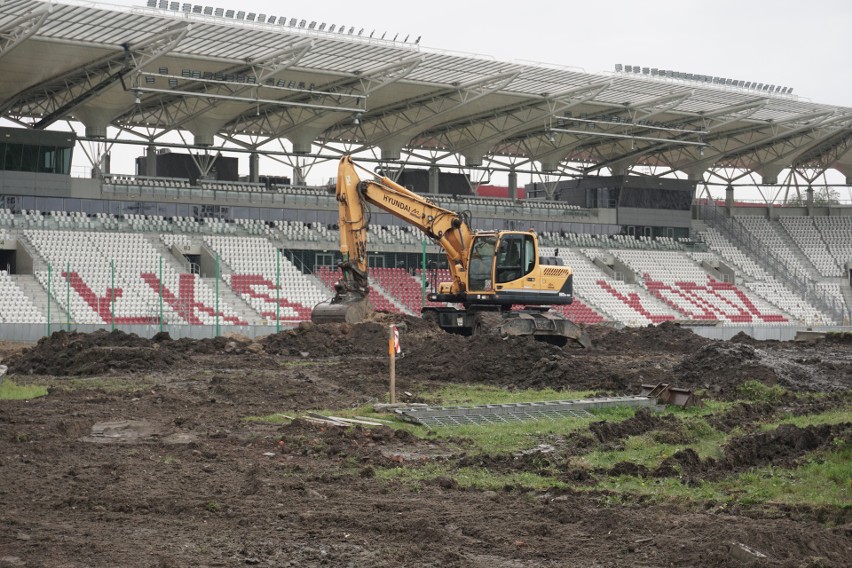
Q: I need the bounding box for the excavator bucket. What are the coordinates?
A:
[310,296,373,325]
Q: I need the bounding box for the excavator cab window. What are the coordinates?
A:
[495,234,534,283]
[468,235,497,291]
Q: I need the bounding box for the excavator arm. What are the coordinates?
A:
[312,155,474,323]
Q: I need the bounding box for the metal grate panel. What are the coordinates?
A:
[397,396,660,427]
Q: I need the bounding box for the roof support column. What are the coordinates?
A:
[292,164,305,186]
[146,144,157,177]
[249,152,260,183]
[508,169,517,202]
[806,185,814,208]
[428,166,440,195]
[725,184,734,215]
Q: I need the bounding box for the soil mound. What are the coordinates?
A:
[262,322,389,357]
[722,422,850,470]
[673,342,777,395]
[588,407,679,444]
[825,332,852,344]
[457,449,560,477]
[586,321,711,353]
[396,333,633,390]
[7,329,184,376]
[168,335,254,355]
[708,401,778,432]
[644,423,851,481]
[278,419,437,466]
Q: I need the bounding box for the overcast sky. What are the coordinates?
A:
[106,0,852,107]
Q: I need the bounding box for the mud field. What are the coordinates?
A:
[1,319,850,567]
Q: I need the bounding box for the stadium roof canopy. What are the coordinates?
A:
[1,0,851,187]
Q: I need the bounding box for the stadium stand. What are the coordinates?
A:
[0,205,846,334]
[779,216,839,277]
[25,229,246,325]
[203,235,328,323]
[0,270,45,323]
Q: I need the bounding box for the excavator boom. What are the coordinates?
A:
[311,156,472,324]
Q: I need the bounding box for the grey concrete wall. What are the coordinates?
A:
[0,323,297,343]
[685,325,852,341]
[617,208,691,228]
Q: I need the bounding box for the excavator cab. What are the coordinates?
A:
[467,235,497,292]
[494,233,533,284]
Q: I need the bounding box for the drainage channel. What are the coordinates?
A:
[396,396,662,427]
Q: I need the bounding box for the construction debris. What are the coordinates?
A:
[640,383,702,408]
[304,413,384,427]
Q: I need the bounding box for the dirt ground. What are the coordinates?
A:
[0,319,850,567]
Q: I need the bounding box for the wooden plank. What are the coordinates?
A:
[328,416,384,426]
[354,415,394,424]
[302,416,345,427]
[306,412,350,426]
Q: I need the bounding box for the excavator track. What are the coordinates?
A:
[469,309,592,348]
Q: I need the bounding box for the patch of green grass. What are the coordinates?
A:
[759,407,852,431]
[0,380,48,400]
[592,475,726,503]
[736,379,787,402]
[420,384,597,406]
[720,442,851,507]
[665,399,732,417]
[430,415,594,454]
[578,434,719,471]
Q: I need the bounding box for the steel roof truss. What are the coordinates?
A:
[351,70,521,150]
[0,3,50,61]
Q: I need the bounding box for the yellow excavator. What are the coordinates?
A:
[311,155,591,348]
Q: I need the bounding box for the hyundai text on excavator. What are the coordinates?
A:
[310,156,591,348]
